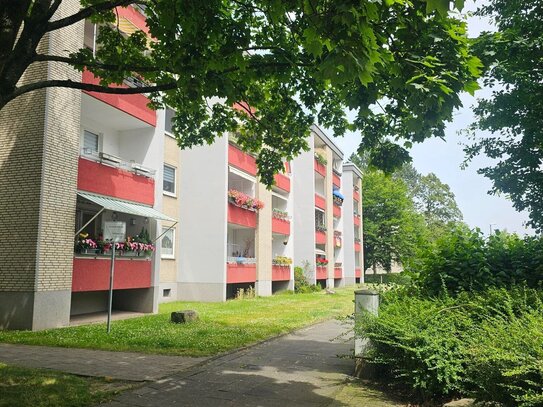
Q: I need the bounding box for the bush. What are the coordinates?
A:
[357,286,543,405]
[358,289,470,402]
[410,226,543,296]
[363,272,411,285]
[294,263,321,293]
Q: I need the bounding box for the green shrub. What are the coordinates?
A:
[357,286,543,405]
[464,289,543,406]
[294,263,321,293]
[358,289,470,401]
[410,226,543,295]
[363,272,411,285]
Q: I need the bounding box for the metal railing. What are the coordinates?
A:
[80,149,156,178]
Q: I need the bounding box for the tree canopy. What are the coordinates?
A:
[0,0,478,185]
[350,153,463,272]
[465,0,543,232]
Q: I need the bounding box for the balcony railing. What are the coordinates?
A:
[81,149,156,178]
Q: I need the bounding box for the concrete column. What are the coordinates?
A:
[256,183,272,296]
[325,147,334,288]
[0,0,83,330]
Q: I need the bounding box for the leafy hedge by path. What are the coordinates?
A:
[409,226,543,296]
[357,287,543,406]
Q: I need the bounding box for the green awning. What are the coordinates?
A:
[77,191,176,222]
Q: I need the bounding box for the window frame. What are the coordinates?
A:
[81,128,101,157]
[163,163,177,197]
[160,227,175,259]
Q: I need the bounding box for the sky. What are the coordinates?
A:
[332,1,535,236]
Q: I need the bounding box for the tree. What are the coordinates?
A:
[350,153,463,271]
[465,0,543,232]
[395,164,463,236]
[361,168,427,273]
[0,0,478,185]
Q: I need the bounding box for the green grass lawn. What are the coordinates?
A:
[0,363,134,407]
[0,288,356,356]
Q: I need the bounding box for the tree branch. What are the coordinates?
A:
[46,0,138,32]
[5,79,176,105]
[33,53,162,73]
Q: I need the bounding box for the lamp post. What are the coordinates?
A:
[489,223,497,236]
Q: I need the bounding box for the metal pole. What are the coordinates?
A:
[107,243,116,333]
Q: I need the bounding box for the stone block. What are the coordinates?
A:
[171,310,199,323]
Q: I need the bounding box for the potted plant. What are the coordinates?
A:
[75,233,97,254]
[228,189,264,211]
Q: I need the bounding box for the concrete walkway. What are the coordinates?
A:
[0,319,356,406]
[0,343,207,381]
[103,319,354,406]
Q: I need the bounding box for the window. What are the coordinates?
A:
[165,107,175,136]
[163,164,176,195]
[315,209,326,229]
[161,227,175,259]
[82,130,99,155]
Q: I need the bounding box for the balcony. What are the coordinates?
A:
[334,267,342,279]
[228,144,257,176]
[72,257,151,292]
[78,155,155,206]
[315,193,326,210]
[316,266,327,280]
[353,190,360,202]
[315,229,326,245]
[274,172,290,193]
[227,263,257,283]
[332,172,341,188]
[272,265,291,281]
[333,203,341,218]
[314,159,326,177]
[82,70,156,126]
[272,217,290,235]
[355,268,362,278]
[355,242,362,252]
[354,215,361,226]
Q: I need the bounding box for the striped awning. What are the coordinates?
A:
[77,191,175,222]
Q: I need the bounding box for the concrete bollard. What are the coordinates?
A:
[354,289,379,377]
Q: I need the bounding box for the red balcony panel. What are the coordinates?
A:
[78,157,154,206]
[333,204,341,218]
[333,173,341,188]
[355,268,362,278]
[315,231,326,245]
[274,173,290,192]
[284,161,291,173]
[354,216,361,226]
[353,190,360,202]
[355,242,361,252]
[314,159,326,177]
[272,265,291,281]
[116,6,149,34]
[315,194,326,210]
[228,203,257,228]
[82,70,156,126]
[272,217,290,235]
[228,144,257,176]
[316,266,327,280]
[334,267,342,279]
[227,263,257,283]
[72,257,151,292]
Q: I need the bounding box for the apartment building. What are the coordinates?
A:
[0,3,174,330]
[341,163,364,284]
[0,3,364,330]
[177,135,293,301]
[292,126,346,287]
